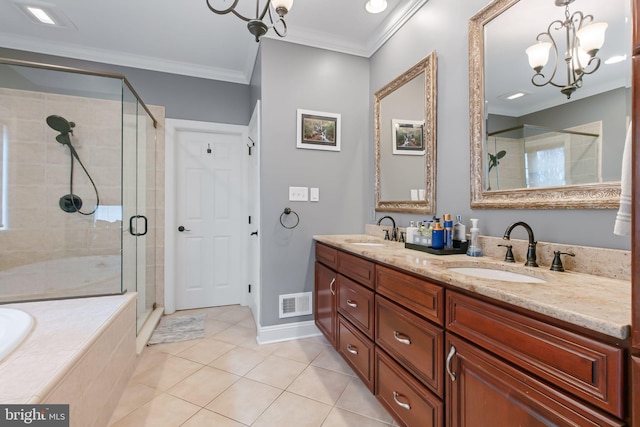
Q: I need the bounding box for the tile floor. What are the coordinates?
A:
[108,305,398,427]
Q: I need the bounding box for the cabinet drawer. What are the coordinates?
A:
[316,242,338,269]
[375,348,443,427]
[337,315,375,391]
[338,250,375,289]
[376,265,444,326]
[447,291,625,418]
[337,275,375,339]
[376,295,444,397]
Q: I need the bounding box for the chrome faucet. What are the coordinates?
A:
[377,215,397,241]
[503,221,538,267]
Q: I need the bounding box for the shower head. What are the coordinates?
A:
[46,115,75,133]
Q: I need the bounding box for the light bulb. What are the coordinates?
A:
[365,0,387,14]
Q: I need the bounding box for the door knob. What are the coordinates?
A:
[178,226,191,232]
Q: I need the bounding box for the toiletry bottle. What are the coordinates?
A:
[443,214,453,250]
[431,219,444,249]
[454,215,466,243]
[417,221,426,245]
[406,221,417,244]
[466,218,483,257]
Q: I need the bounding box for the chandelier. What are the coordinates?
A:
[525,0,607,99]
[205,0,294,42]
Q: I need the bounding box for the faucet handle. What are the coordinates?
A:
[550,251,575,272]
[498,244,515,263]
[384,229,390,240]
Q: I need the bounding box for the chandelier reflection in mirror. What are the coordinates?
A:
[205,0,294,42]
[525,0,607,99]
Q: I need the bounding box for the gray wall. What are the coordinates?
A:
[257,39,370,327]
[370,0,631,251]
[0,47,251,124]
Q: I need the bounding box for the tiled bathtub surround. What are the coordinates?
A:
[0,294,136,427]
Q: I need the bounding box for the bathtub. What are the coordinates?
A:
[0,294,137,426]
[0,308,33,362]
[0,255,121,303]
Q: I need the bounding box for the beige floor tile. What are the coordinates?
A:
[212,324,258,346]
[270,339,327,364]
[203,318,234,337]
[287,366,352,405]
[237,315,257,330]
[244,355,308,389]
[109,393,200,427]
[167,366,240,407]
[335,378,394,424]
[208,346,268,376]
[108,383,162,424]
[132,350,172,376]
[311,348,356,376]
[131,355,203,391]
[321,407,394,427]
[212,307,253,324]
[176,338,236,364]
[147,338,201,356]
[181,409,248,427]
[205,378,282,425]
[252,391,332,427]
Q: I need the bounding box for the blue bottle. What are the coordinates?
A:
[431,219,444,249]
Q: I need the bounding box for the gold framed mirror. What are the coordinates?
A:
[374,51,437,213]
[469,0,629,209]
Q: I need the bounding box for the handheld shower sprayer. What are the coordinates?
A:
[46,115,100,215]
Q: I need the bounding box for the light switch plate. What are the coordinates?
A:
[310,187,319,202]
[289,186,308,201]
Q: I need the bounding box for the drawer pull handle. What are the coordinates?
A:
[346,344,358,355]
[347,299,358,308]
[393,331,411,345]
[392,391,411,411]
[446,345,457,382]
[329,278,336,295]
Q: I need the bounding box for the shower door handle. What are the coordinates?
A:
[129,215,148,236]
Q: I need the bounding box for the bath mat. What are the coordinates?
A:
[148,313,206,345]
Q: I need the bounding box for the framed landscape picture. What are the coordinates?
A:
[392,119,425,155]
[296,109,341,151]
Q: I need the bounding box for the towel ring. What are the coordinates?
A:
[280,207,300,229]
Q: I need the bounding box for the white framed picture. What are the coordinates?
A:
[392,119,425,155]
[296,109,341,151]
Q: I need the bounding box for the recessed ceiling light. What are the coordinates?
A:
[605,55,628,65]
[506,92,526,100]
[26,6,55,24]
[13,2,77,29]
[365,0,387,14]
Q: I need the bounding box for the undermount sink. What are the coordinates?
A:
[447,266,546,283]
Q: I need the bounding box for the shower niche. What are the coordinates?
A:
[0,58,160,333]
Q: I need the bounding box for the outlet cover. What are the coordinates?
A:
[289,186,308,201]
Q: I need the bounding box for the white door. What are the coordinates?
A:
[174,124,246,310]
[247,101,261,324]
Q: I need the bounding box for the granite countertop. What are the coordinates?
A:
[314,234,631,341]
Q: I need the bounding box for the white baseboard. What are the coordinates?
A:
[256,320,322,344]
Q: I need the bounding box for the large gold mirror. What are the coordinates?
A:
[375,52,437,213]
[469,0,630,208]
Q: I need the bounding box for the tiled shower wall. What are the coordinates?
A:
[0,88,165,309]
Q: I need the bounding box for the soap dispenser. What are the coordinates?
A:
[466,218,483,257]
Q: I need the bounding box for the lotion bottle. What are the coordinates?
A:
[466,218,483,257]
[454,215,467,242]
[406,221,418,244]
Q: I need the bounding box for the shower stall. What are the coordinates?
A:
[0,57,159,333]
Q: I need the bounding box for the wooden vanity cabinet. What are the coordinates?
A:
[314,260,337,347]
[446,290,625,423]
[446,333,624,427]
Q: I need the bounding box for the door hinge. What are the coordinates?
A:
[248,284,252,293]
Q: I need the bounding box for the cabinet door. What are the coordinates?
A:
[445,333,624,427]
[314,261,336,347]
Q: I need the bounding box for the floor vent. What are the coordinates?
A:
[279,292,313,318]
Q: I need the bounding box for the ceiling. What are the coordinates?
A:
[485,0,631,117]
[0,0,428,84]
